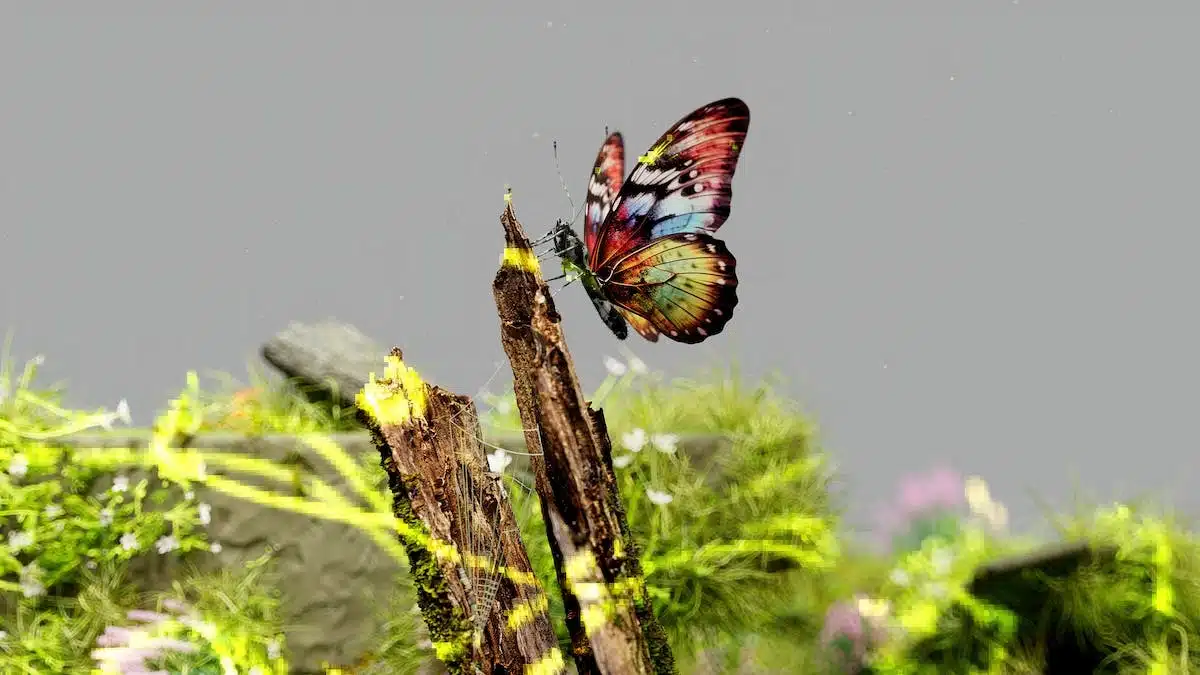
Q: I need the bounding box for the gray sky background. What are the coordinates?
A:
[4,1,1198,534]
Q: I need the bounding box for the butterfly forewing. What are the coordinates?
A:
[588,98,750,273]
[583,133,626,260]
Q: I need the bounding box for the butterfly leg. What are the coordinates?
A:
[529,229,558,246]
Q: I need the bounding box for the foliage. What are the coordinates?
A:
[192,362,362,435]
[489,356,842,666]
[812,468,1200,675]
[92,553,287,674]
[5,334,1200,675]
[0,346,211,674]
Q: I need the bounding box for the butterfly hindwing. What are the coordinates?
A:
[602,232,738,344]
[583,132,626,260]
[589,98,750,272]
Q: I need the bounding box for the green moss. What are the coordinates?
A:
[362,419,474,674]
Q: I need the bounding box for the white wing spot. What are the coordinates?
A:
[705,317,712,323]
[717,261,727,270]
[684,234,697,241]
[705,244,717,253]
[714,309,723,316]
[715,278,725,285]
[697,327,708,337]
[688,169,699,179]
[670,330,679,337]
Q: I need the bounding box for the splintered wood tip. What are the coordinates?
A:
[500,201,530,249]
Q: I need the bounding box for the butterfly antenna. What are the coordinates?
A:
[553,140,577,222]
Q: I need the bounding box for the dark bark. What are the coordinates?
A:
[491,200,677,675]
[357,348,561,674]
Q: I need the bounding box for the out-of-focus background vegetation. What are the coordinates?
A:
[1,342,1197,674]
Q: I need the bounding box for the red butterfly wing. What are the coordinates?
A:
[588,98,750,272]
[583,132,625,261]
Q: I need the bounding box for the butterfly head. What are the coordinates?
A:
[550,219,587,269]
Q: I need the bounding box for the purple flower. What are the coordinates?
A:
[897,466,964,518]
[820,599,884,673]
[92,600,202,673]
[874,466,967,551]
[816,595,892,667]
[126,609,172,623]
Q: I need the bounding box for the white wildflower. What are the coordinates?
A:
[621,428,647,453]
[0,629,7,639]
[116,399,132,425]
[120,533,139,551]
[889,568,910,586]
[86,560,97,570]
[19,563,44,598]
[487,448,513,474]
[988,502,1009,529]
[98,508,114,526]
[20,579,45,598]
[100,399,133,429]
[43,504,63,519]
[612,454,634,469]
[266,638,282,660]
[645,488,673,506]
[650,433,678,454]
[930,546,954,576]
[197,503,211,526]
[210,542,223,554]
[856,596,891,619]
[7,530,33,552]
[965,474,1009,529]
[155,535,180,555]
[111,475,129,493]
[923,581,948,599]
[495,398,512,415]
[184,490,195,501]
[628,356,648,375]
[603,356,627,377]
[8,453,28,478]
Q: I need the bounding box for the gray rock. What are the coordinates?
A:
[67,432,412,674]
[261,319,387,409]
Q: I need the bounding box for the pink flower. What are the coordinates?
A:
[896,466,964,519]
[873,466,968,550]
[820,597,886,673]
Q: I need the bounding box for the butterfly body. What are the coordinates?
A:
[554,97,750,344]
[551,219,629,340]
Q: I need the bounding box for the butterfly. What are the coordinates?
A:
[542,97,750,344]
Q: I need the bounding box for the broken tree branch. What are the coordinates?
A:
[491,197,677,675]
[356,348,563,675]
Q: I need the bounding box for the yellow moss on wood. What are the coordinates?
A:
[355,349,429,427]
[501,246,541,275]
